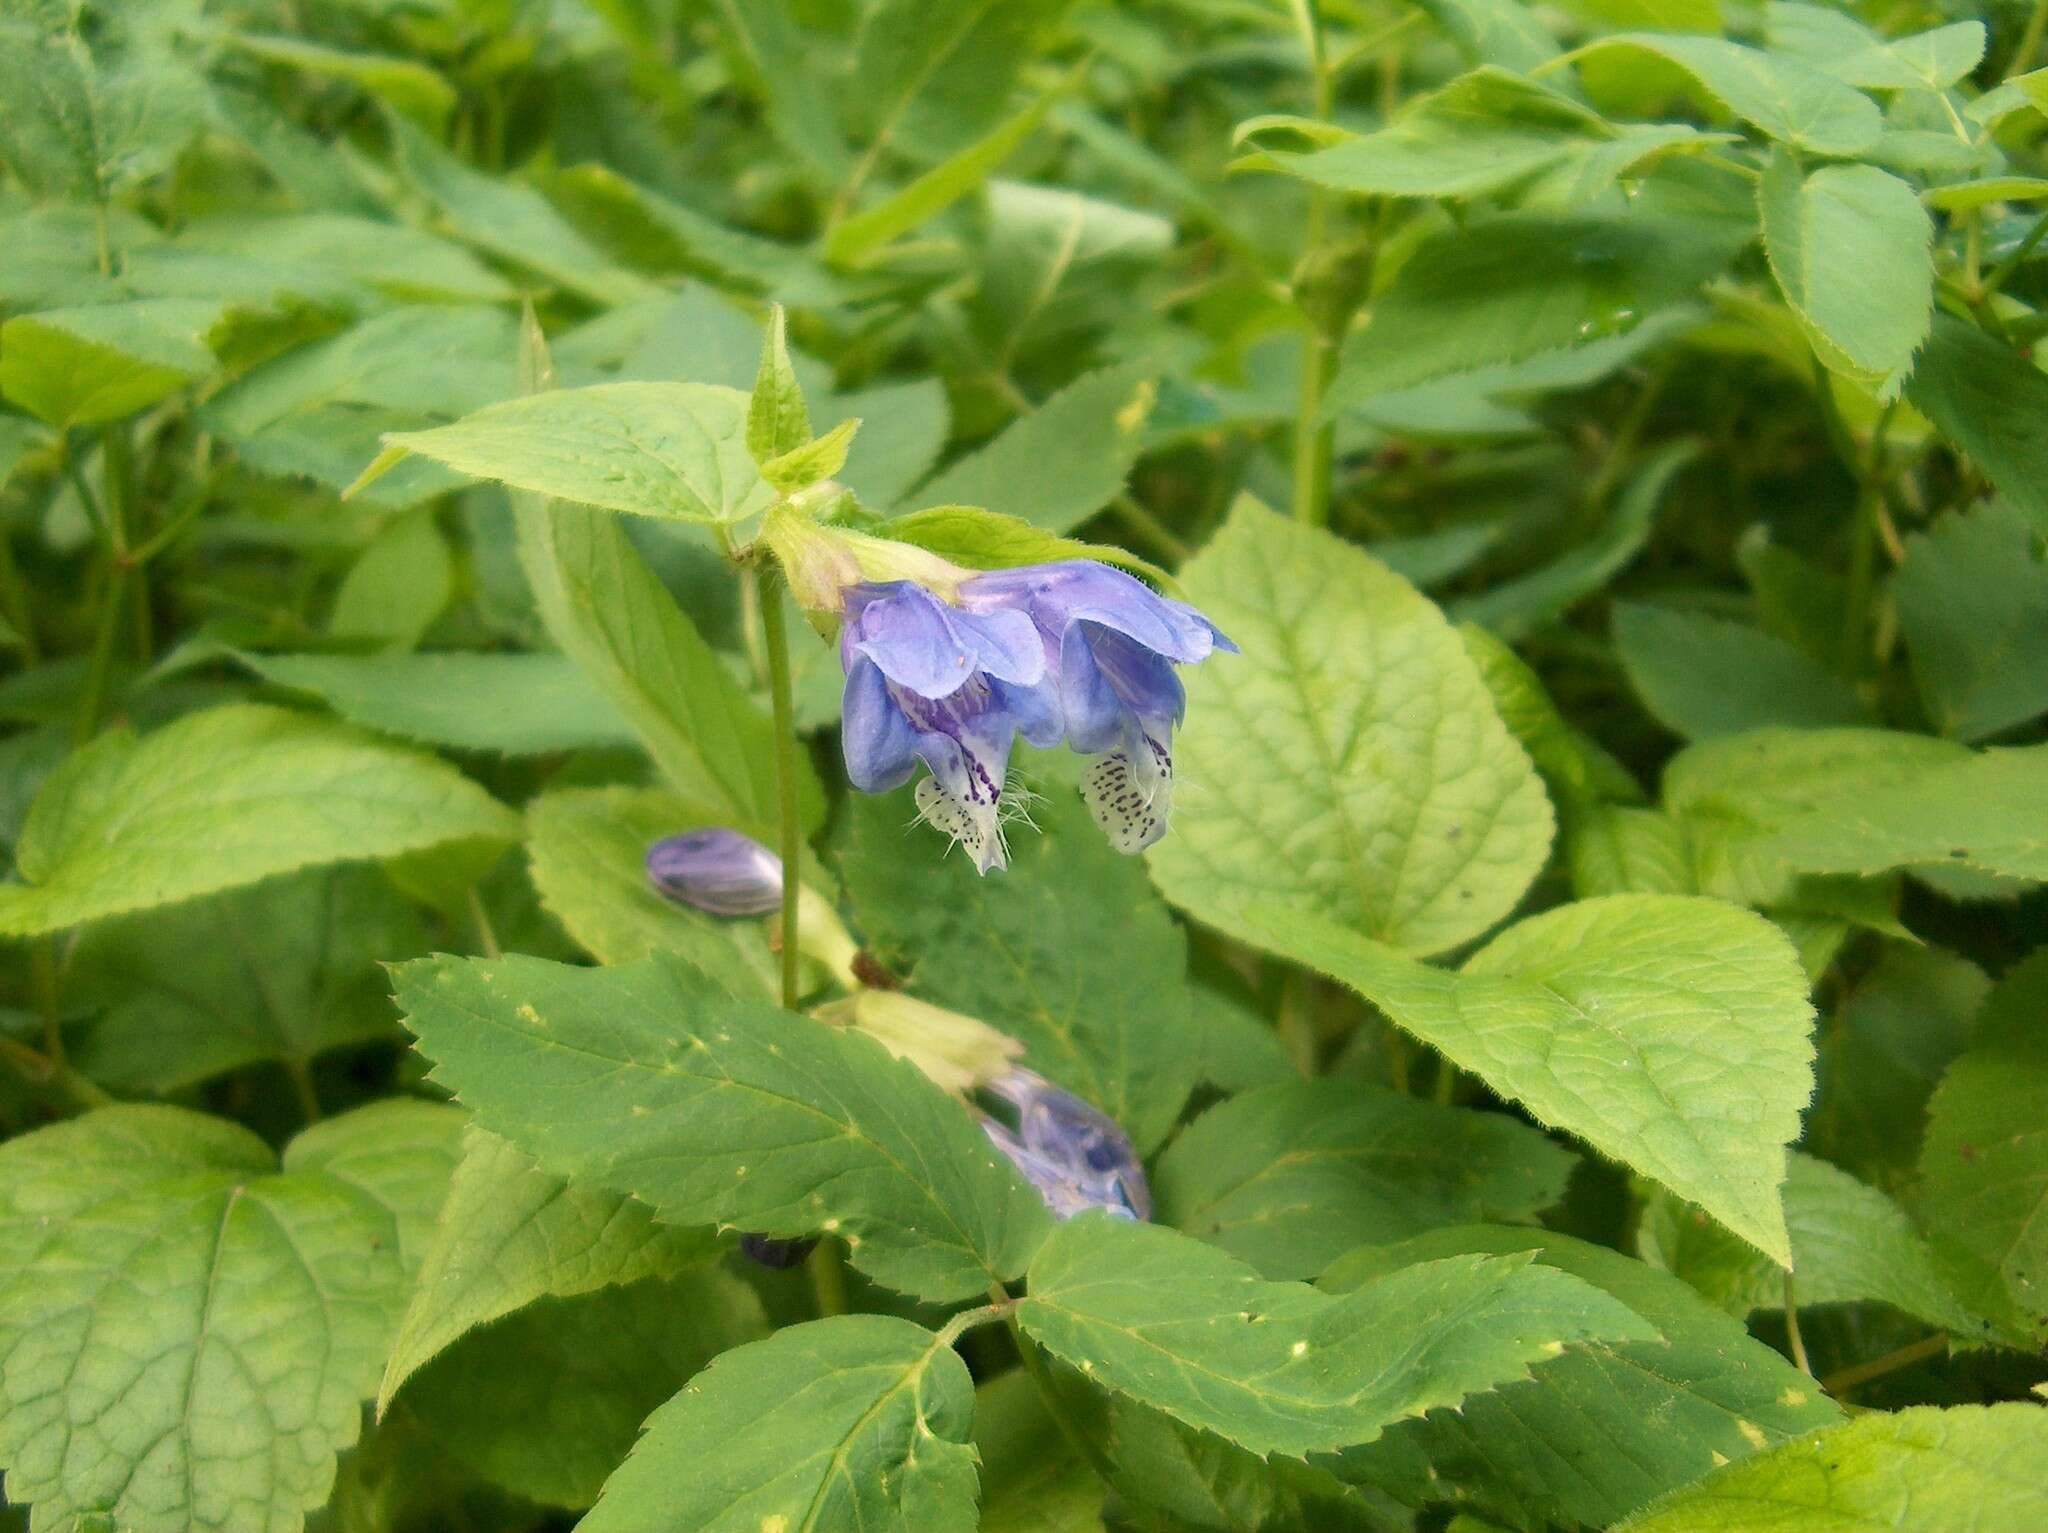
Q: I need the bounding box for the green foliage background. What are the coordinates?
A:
[1,0,2046,1529]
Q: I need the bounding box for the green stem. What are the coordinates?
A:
[1277,970,1317,1076]
[1821,1332,1947,1396]
[73,426,137,742]
[809,1239,849,1318]
[0,1036,113,1109]
[286,1056,323,1124]
[1110,494,1190,563]
[1291,320,1338,526]
[760,571,804,1013]
[1783,1272,1812,1376]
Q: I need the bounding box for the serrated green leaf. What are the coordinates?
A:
[1638,1151,1979,1334]
[0,1103,457,1533]
[391,952,1050,1302]
[0,299,221,427]
[881,505,1170,586]
[1614,602,1873,739]
[1233,893,1814,1264]
[1321,1226,1842,1531]
[1570,34,1881,155]
[381,1127,720,1406]
[1155,1080,1576,1279]
[1335,208,1750,397]
[64,864,427,1093]
[215,32,455,127]
[1243,67,1714,207]
[917,362,1156,533]
[1615,1404,2048,1532]
[828,88,1053,266]
[1016,1214,1654,1459]
[974,1369,1107,1533]
[579,1314,980,1533]
[515,501,817,840]
[1569,805,1697,898]
[1765,5,1985,91]
[401,1270,766,1510]
[352,383,772,524]
[523,785,780,993]
[1915,950,2048,1348]
[1906,315,2048,537]
[1420,0,1562,72]
[239,651,637,755]
[1758,152,1932,400]
[327,509,452,651]
[761,415,860,491]
[386,114,653,306]
[851,0,1063,165]
[0,704,517,937]
[1894,502,2048,742]
[1148,499,1554,958]
[841,785,1197,1153]
[1763,743,2048,883]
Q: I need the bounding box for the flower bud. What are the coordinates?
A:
[984,1067,1151,1221]
[759,500,974,623]
[646,829,783,916]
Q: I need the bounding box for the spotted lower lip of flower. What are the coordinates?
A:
[982,1066,1151,1221]
[958,561,1235,857]
[838,580,1062,873]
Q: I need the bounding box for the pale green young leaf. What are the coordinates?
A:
[1613,602,1872,739]
[761,415,860,492]
[351,383,772,524]
[1765,5,1985,91]
[401,1271,767,1510]
[1915,950,2048,1348]
[841,786,1197,1153]
[1334,208,1751,397]
[1763,744,2048,883]
[745,305,809,464]
[284,1099,467,1272]
[239,651,637,756]
[327,509,453,651]
[0,299,220,427]
[828,88,1054,267]
[382,1127,719,1406]
[515,501,817,839]
[1571,35,1881,155]
[524,785,779,993]
[1758,152,1932,400]
[1906,315,2048,536]
[65,864,427,1092]
[917,362,1157,532]
[1155,1080,1576,1279]
[1419,0,1562,71]
[1322,1226,1842,1531]
[1148,499,1554,959]
[1569,805,1696,898]
[390,952,1051,1302]
[1894,501,2048,742]
[1233,894,1814,1264]
[0,704,517,937]
[1016,1214,1653,1459]
[1637,1151,1980,1334]
[0,1104,456,1533]
[579,1315,979,1533]
[1615,1404,2048,1532]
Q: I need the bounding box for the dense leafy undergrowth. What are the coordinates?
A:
[3,0,2048,1529]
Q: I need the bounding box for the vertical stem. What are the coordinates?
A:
[74,427,135,742]
[2011,0,2048,78]
[1783,1272,1812,1376]
[1291,322,1338,527]
[286,1056,323,1124]
[808,1241,849,1319]
[759,571,803,1014]
[0,529,37,664]
[32,940,63,1067]
[1277,971,1317,1076]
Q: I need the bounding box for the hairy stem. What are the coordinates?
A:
[760,571,804,1012]
[808,1238,849,1319]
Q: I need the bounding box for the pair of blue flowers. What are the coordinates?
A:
[838,561,1235,872]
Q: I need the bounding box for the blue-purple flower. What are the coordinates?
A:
[979,1067,1150,1221]
[960,562,1235,854]
[646,828,783,915]
[838,580,1062,873]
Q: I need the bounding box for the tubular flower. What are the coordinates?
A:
[980,1067,1150,1221]
[959,561,1235,854]
[838,580,1062,873]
